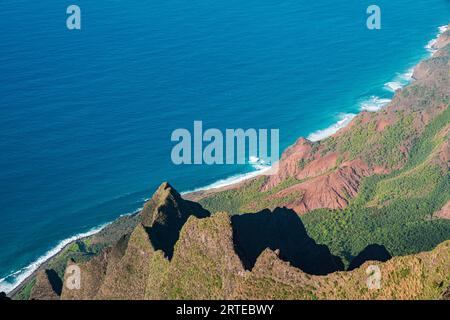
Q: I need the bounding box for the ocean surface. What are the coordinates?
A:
[0,0,449,292]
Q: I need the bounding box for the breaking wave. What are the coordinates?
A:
[307,113,356,142]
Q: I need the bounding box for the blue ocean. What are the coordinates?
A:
[0,0,449,292]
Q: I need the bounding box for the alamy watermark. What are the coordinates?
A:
[65,5,381,31]
[171,121,279,174]
[65,264,81,290]
[66,5,81,30]
[366,265,382,290]
[367,5,381,30]
[64,5,381,33]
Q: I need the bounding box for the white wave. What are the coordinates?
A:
[307,113,356,142]
[119,206,146,217]
[0,223,112,294]
[400,69,414,81]
[0,197,157,295]
[384,81,402,92]
[181,164,272,194]
[248,156,271,170]
[384,68,414,93]
[384,25,447,94]
[360,96,391,112]
[438,25,448,34]
[425,39,437,52]
[425,24,449,53]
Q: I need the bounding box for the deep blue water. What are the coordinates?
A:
[0,0,449,291]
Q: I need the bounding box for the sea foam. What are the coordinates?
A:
[181,162,272,194]
[384,25,448,95]
[0,223,108,294]
[384,68,414,93]
[307,113,356,142]
[0,205,145,294]
[359,96,392,112]
[426,25,449,53]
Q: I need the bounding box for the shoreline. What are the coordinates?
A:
[6,234,93,298]
[2,24,449,297]
[2,223,109,297]
[186,23,449,195]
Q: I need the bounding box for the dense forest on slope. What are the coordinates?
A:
[303,105,450,266]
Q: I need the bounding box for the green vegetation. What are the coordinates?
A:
[162,213,238,300]
[336,113,416,169]
[298,158,310,169]
[368,161,442,206]
[46,240,98,280]
[13,278,36,300]
[320,137,337,155]
[199,176,301,214]
[303,106,450,267]
[406,105,450,169]
[339,118,377,159]
[403,84,449,109]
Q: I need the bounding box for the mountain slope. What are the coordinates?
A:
[48,208,450,300]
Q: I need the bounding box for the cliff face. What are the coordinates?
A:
[16,26,450,300]
[141,182,210,259]
[60,182,211,300]
[58,187,344,300]
[234,240,450,300]
[52,198,450,299]
[157,212,245,299]
[30,270,61,300]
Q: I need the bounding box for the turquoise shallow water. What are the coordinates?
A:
[0,0,449,292]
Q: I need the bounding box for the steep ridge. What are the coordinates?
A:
[19,183,450,300]
[234,240,449,300]
[141,182,210,258]
[154,212,245,299]
[57,186,346,299]
[60,182,211,300]
[61,249,110,300]
[63,207,449,300]
[95,183,210,299]
[29,270,61,300]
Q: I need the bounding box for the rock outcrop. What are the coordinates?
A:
[30,270,61,300]
[19,181,450,300]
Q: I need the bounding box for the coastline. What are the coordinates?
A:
[5,234,95,298]
[2,23,449,297]
[2,223,108,297]
[186,23,449,195]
